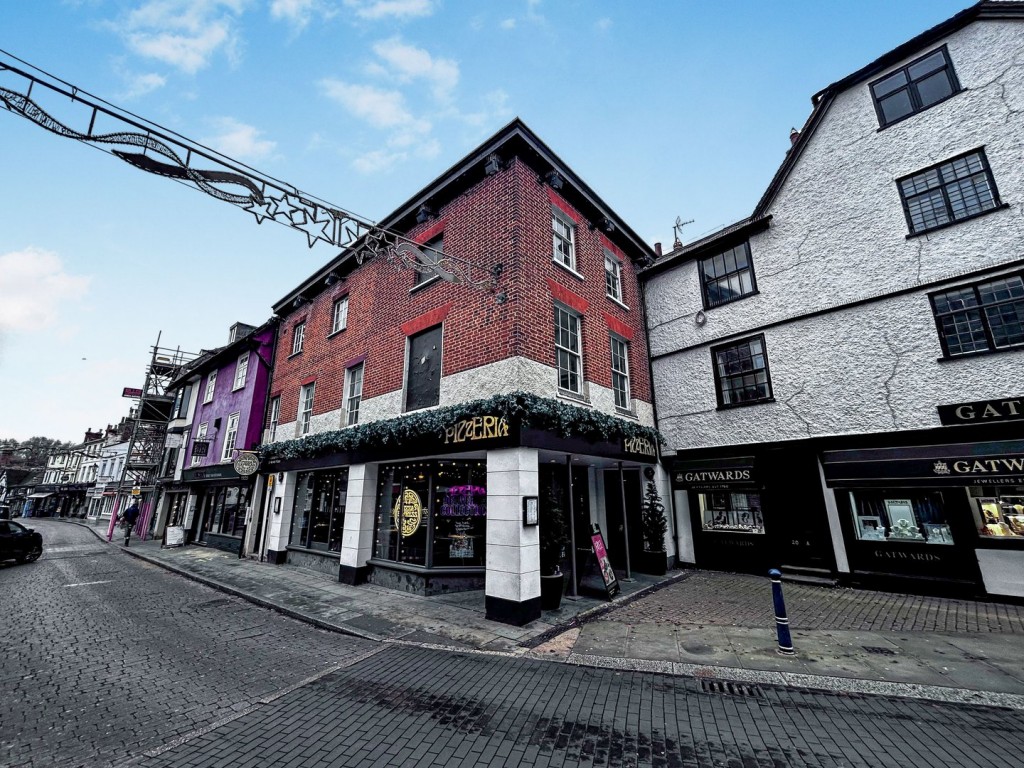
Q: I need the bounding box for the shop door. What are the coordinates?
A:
[603,469,642,571]
[763,447,835,572]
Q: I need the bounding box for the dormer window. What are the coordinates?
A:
[871,47,960,128]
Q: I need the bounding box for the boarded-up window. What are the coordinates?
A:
[405,325,442,411]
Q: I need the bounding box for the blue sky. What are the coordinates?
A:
[0,0,971,442]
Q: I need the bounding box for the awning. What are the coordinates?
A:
[26,492,53,499]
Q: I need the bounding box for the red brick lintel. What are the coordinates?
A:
[401,302,454,337]
[546,188,581,223]
[547,278,589,314]
[604,312,634,341]
[413,218,447,245]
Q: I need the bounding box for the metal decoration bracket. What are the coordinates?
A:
[0,53,502,294]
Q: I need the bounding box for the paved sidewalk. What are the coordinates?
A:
[66,518,1024,710]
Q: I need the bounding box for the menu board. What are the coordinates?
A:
[590,526,619,599]
[164,525,186,548]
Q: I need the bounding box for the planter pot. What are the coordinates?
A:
[635,550,668,576]
[540,572,566,610]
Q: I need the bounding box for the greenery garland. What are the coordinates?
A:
[260,390,663,462]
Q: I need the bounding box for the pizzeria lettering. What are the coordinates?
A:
[444,415,509,444]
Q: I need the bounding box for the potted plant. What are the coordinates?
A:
[639,467,668,575]
[539,485,570,610]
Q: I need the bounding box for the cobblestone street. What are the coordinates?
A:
[4,521,1024,768]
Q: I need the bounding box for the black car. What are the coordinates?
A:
[0,519,42,564]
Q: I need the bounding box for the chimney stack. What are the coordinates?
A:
[789,127,800,146]
[654,242,663,257]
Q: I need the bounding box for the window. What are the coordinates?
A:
[699,242,756,308]
[850,491,954,545]
[898,149,1000,235]
[610,335,631,410]
[871,47,959,128]
[604,252,623,303]
[203,371,217,404]
[220,412,240,462]
[292,322,305,355]
[699,492,764,534]
[414,235,443,287]
[191,423,208,466]
[970,487,1024,540]
[173,384,192,419]
[931,273,1024,357]
[291,468,349,551]
[712,335,773,407]
[331,296,349,334]
[267,396,281,440]
[345,362,364,426]
[554,305,583,395]
[552,211,576,272]
[298,383,315,435]
[233,352,249,390]
[405,326,442,411]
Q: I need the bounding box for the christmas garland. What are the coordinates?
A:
[260,390,663,462]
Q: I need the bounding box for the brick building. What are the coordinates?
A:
[255,120,666,625]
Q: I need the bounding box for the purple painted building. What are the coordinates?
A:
[170,320,277,551]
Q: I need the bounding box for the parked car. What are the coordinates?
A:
[0,519,43,564]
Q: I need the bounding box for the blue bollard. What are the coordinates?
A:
[768,569,796,656]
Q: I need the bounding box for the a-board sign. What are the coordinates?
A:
[590,524,620,600]
[164,526,186,548]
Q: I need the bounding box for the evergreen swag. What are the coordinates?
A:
[260,391,663,462]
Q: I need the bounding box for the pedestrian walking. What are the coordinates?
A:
[121,501,141,547]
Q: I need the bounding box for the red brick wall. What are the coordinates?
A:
[269,157,651,426]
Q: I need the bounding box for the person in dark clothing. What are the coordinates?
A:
[121,502,141,546]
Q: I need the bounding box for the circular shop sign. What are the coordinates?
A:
[233,453,260,476]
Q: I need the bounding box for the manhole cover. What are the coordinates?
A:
[700,680,764,698]
[863,646,897,656]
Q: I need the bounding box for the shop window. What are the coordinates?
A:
[698,491,764,534]
[405,325,442,411]
[699,242,757,309]
[870,47,959,128]
[712,335,773,407]
[930,273,1024,357]
[373,460,486,568]
[290,468,348,552]
[969,488,1024,539]
[898,149,1000,235]
[849,491,954,544]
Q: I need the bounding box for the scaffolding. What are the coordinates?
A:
[107,333,196,540]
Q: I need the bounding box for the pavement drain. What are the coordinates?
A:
[700,680,765,698]
[862,646,897,656]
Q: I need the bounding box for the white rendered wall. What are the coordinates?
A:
[486,447,540,604]
[265,472,296,554]
[647,20,1024,451]
[340,463,378,570]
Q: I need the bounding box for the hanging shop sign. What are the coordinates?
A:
[122,387,143,398]
[937,397,1024,426]
[822,440,1024,487]
[443,415,510,445]
[671,457,756,490]
[191,441,210,457]
[233,452,260,476]
[392,489,423,537]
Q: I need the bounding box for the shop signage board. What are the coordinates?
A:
[191,441,210,457]
[937,397,1024,426]
[671,457,756,490]
[164,526,186,548]
[182,465,241,482]
[589,525,619,600]
[122,387,143,398]
[233,452,260,476]
[822,441,1024,487]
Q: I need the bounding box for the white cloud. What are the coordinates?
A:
[0,249,90,332]
[120,72,168,99]
[201,117,276,160]
[500,18,516,30]
[344,0,434,21]
[112,0,247,74]
[270,0,338,30]
[352,149,406,173]
[320,79,412,127]
[372,37,459,101]
[595,17,612,32]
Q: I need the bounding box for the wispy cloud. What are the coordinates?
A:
[0,248,90,333]
[320,80,412,128]
[371,37,458,101]
[270,0,339,31]
[119,71,168,99]
[343,0,435,21]
[201,117,276,160]
[110,0,247,74]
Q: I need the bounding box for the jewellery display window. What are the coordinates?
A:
[698,491,764,534]
[969,487,1024,539]
[849,490,953,544]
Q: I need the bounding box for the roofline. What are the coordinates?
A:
[754,1,1024,217]
[169,318,277,388]
[272,118,656,313]
[639,215,772,279]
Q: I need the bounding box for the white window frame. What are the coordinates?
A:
[220,412,240,462]
[345,363,364,426]
[552,210,576,272]
[610,335,631,410]
[292,322,305,355]
[233,352,249,390]
[191,423,208,466]
[203,371,217,404]
[554,304,584,396]
[331,296,349,334]
[604,252,623,303]
[267,396,281,440]
[299,383,315,436]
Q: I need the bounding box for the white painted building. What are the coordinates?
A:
[642,1,1024,597]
